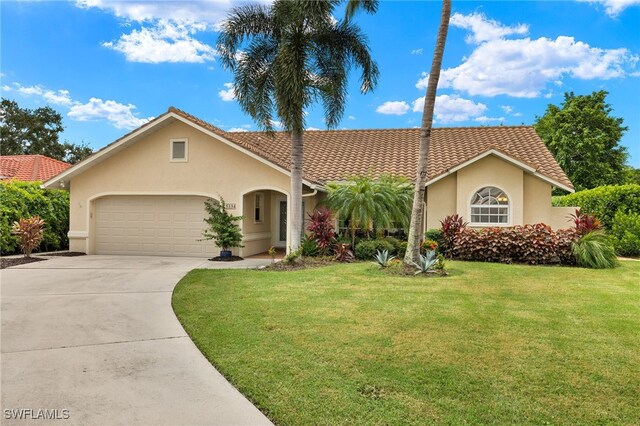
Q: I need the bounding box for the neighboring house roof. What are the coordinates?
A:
[43,107,574,192]
[0,155,71,182]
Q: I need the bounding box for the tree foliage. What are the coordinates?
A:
[202,196,244,252]
[534,91,628,191]
[0,98,92,164]
[217,0,378,250]
[326,174,413,247]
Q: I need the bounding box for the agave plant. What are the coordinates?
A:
[411,250,437,275]
[373,249,396,268]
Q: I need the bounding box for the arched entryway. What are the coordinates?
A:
[240,188,289,257]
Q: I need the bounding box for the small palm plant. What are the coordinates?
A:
[411,250,438,275]
[572,231,619,269]
[373,249,396,268]
[11,216,46,258]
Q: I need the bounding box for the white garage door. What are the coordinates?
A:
[94,195,216,257]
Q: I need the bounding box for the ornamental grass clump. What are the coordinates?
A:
[11,216,45,258]
[572,231,619,269]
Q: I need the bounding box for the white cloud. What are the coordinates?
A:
[227,127,249,132]
[306,127,321,131]
[11,83,74,106]
[450,12,529,44]
[1,85,11,92]
[68,98,153,129]
[348,115,356,120]
[376,101,410,115]
[578,0,640,17]
[75,0,232,25]
[218,82,236,101]
[422,13,638,98]
[474,116,505,123]
[500,105,513,114]
[411,48,423,55]
[103,20,216,63]
[412,94,488,123]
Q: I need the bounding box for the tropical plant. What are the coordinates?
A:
[404,0,452,264]
[284,247,303,263]
[268,246,277,263]
[610,210,640,256]
[421,239,438,254]
[300,235,320,257]
[439,214,467,257]
[411,250,438,275]
[424,228,444,250]
[326,173,413,247]
[217,0,378,251]
[306,207,336,255]
[373,249,395,268]
[11,216,45,258]
[334,243,355,263]
[202,197,244,252]
[572,231,619,269]
[569,208,602,236]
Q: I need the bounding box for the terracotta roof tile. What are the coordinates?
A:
[0,155,72,182]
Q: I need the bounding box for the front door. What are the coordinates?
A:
[277,199,287,246]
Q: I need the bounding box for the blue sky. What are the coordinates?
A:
[2,0,639,166]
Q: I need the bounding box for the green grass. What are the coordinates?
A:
[172,261,640,425]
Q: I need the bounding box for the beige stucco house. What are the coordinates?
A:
[43,107,575,258]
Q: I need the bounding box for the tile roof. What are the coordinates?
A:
[168,107,573,190]
[0,155,72,182]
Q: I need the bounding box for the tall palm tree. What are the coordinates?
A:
[218,0,378,251]
[404,0,452,264]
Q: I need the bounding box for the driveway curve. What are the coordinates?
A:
[1,255,272,425]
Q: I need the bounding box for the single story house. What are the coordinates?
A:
[1,154,71,182]
[43,107,575,258]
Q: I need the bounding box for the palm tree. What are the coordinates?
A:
[326,174,413,247]
[217,0,378,251]
[404,0,452,263]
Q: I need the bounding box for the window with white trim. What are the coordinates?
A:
[170,139,188,162]
[470,186,509,224]
[254,193,263,223]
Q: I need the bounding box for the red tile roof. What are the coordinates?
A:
[0,155,72,182]
[169,107,573,190]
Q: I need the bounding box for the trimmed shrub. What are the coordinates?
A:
[424,228,444,251]
[383,236,403,255]
[611,210,640,256]
[455,224,577,265]
[553,184,640,229]
[421,239,438,254]
[572,231,619,269]
[0,181,69,255]
[354,239,395,260]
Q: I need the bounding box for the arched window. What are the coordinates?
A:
[470,187,509,224]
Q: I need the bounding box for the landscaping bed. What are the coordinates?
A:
[173,261,640,425]
[0,257,46,269]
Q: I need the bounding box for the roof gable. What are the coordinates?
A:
[43,107,574,192]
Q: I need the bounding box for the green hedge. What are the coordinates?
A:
[354,239,395,260]
[1,181,69,255]
[552,184,640,229]
[611,211,640,257]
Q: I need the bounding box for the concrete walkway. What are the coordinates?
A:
[1,255,272,425]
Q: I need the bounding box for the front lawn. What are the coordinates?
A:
[172,261,639,425]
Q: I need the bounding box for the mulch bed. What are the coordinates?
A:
[1,256,47,269]
[41,251,87,257]
[209,256,245,262]
[263,257,337,271]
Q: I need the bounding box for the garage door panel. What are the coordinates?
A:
[94,195,213,257]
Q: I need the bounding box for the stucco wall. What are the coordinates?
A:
[456,156,524,227]
[523,173,551,225]
[69,120,291,255]
[425,174,457,230]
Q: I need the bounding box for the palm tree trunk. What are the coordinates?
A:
[290,129,304,251]
[404,0,451,264]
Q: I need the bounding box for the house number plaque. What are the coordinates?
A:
[225,203,236,210]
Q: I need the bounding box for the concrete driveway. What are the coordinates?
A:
[1,255,272,425]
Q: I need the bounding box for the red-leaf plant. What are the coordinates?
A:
[307,207,337,255]
[333,243,354,263]
[11,216,46,258]
[569,208,602,236]
[439,214,468,257]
